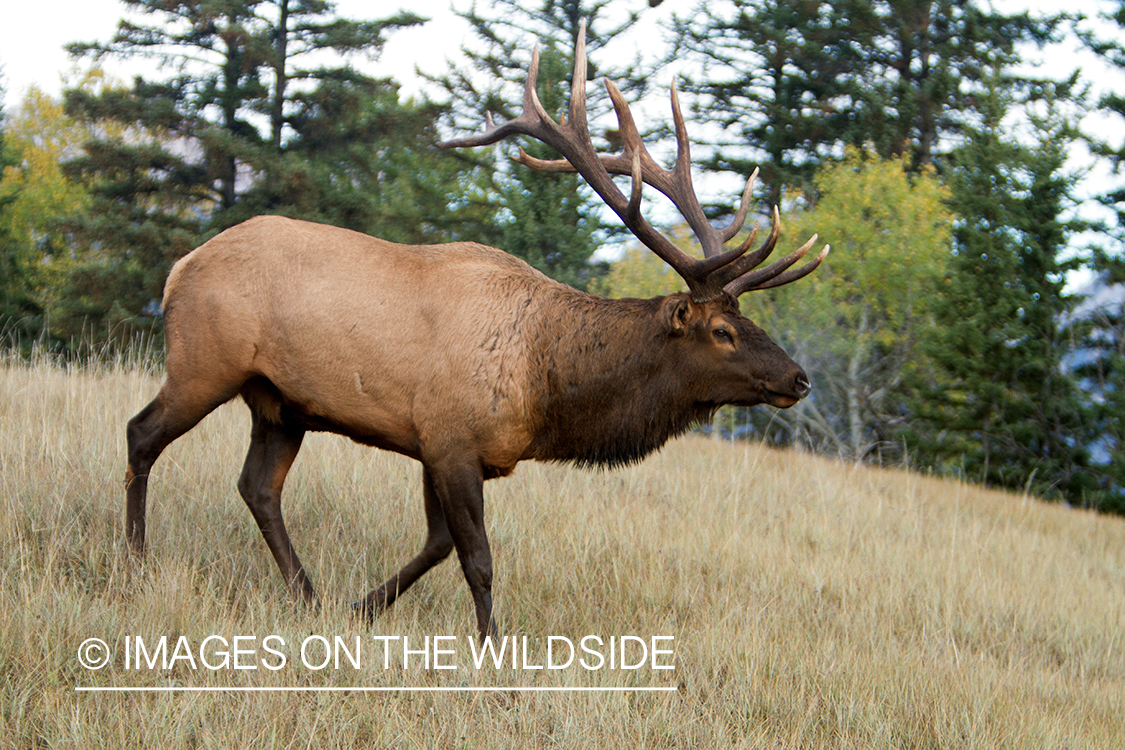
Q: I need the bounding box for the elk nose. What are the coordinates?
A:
[794,371,811,399]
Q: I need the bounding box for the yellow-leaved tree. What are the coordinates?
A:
[0,82,95,339]
[745,147,953,460]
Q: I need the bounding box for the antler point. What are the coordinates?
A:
[440,20,826,297]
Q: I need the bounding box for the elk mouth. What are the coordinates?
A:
[763,373,810,408]
[726,389,799,409]
[764,389,800,409]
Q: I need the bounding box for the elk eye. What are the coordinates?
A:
[714,328,732,342]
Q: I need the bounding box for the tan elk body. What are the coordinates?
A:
[126,24,827,639]
[162,219,546,471]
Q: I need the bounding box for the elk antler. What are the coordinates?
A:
[438,20,829,302]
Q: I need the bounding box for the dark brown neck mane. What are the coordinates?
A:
[527,291,715,469]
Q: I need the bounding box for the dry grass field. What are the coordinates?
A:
[1,355,1123,748]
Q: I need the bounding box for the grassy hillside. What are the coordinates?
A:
[1,358,1122,748]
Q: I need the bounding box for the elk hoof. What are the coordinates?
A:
[353,599,384,624]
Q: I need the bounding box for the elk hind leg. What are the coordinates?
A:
[126,385,231,553]
[358,467,454,618]
[237,408,317,605]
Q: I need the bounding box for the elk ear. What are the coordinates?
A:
[662,295,698,335]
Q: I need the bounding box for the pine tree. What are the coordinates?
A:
[1084,0,1125,179]
[67,0,424,216]
[856,0,1062,169]
[1068,251,1125,513]
[54,1,467,343]
[1072,0,1125,511]
[670,0,1064,205]
[908,75,1094,503]
[670,0,878,206]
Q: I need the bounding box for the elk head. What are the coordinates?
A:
[655,293,812,410]
[441,21,828,412]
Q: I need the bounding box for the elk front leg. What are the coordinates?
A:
[429,459,496,641]
[359,467,454,617]
[237,410,317,605]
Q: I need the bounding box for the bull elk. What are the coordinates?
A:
[124,23,828,640]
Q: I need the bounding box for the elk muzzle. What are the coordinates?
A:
[765,366,811,408]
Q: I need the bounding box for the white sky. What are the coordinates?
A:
[0,0,679,108]
[0,1,465,106]
[3,1,1117,107]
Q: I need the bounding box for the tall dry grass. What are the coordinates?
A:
[0,355,1122,748]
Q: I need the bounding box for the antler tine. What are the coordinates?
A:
[438,20,827,302]
[719,168,759,244]
[666,81,720,259]
[569,21,590,142]
[670,81,689,173]
[710,206,781,287]
[513,146,575,172]
[502,19,718,294]
[756,243,831,289]
[437,44,556,151]
[725,238,830,296]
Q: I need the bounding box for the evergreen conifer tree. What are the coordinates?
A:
[670,0,1064,205]
[58,0,442,341]
[909,76,1094,503]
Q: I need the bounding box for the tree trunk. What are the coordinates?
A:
[847,306,870,461]
[272,0,290,151]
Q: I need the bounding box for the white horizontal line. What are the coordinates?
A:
[75,686,677,693]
